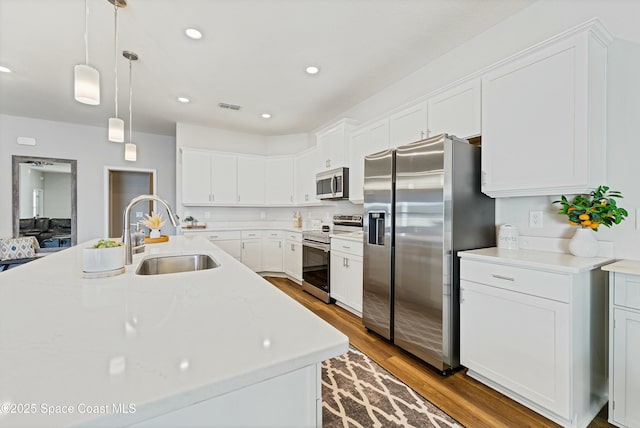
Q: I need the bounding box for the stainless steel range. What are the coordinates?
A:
[301,214,363,303]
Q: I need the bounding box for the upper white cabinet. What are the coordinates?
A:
[349,119,390,203]
[481,22,612,197]
[389,101,427,148]
[265,156,294,205]
[427,78,481,139]
[316,119,357,170]
[181,149,237,205]
[295,147,322,205]
[236,155,265,205]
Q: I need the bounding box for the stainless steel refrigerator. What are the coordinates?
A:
[363,134,495,373]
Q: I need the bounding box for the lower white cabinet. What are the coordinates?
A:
[459,249,610,428]
[330,237,363,315]
[185,230,242,261]
[241,231,263,272]
[284,232,303,283]
[601,265,640,428]
[262,231,284,272]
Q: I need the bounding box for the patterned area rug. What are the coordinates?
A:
[322,347,464,428]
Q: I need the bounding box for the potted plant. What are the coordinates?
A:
[141,212,166,238]
[553,185,628,257]
[183,216,199,228]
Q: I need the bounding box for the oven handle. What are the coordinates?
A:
[303,240,330,252]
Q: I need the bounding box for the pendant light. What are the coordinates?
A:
[123,50,138,162]
[107,0,127,142]
[74,0,100,105]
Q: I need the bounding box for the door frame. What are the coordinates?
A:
[104,166,157,237]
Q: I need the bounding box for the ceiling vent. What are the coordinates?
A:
[218,102,242,111]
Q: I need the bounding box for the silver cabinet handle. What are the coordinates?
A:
[342,245,351,250]
[491,274,515,281]
[305,194,309,201]
[279,241,282,249]
[290,244,294,251]
[342,257,346,267]
[242,242,245,249]
[346,258,349,268]
[209,235,219,239]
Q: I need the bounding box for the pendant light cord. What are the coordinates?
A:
[128,58,133,143]
[84,0,90,64]
[114,3,119,117]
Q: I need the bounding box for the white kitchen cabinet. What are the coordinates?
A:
[481,22,612,197]
[262,231,284,272]
[265,157,294,205]
[181,149,237,206]
[459,249,610,428]
[316,119,357,170]
[330,237,363,315]
[427,78,481,139]
[295,147,322,205]
[601,263,640,428]
[241,231,263,272]
[349,119,390,203]
[389,101,428,148]
[284,231,303,283]
[237,155,265,205]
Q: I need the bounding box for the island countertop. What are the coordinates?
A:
[0,236,348,427]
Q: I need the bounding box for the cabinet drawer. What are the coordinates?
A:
[614,273,640,311]
[460,259,569,303]
[330,239,363,257]
[206,230,241,241]
[264,230,283,239]
[241,230,263,239]
[285,232,302,243]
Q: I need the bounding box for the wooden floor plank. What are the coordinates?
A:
[265,276,613,428]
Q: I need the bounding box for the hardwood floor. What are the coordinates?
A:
[264,276,613,428]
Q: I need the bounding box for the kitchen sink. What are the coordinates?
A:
[136,254,219,275]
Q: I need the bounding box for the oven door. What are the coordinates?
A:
[301,240,331,303]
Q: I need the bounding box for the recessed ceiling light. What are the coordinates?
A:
[185,28,203,40]
[177,97,190,103]
[0,66,11,73]
[305,65,320,75]
[261,113,272,119]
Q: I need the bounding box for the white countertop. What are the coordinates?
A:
[329,231,364,243]
[0,236,348,427]
[181,226,304,233]
[459,247,614,274]
[601,259,640,275]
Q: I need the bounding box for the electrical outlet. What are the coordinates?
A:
[636,208,640,231]
[135,211,143,218]
[260,211,266,219]
[204,211,211,219]
[529,211,543,229]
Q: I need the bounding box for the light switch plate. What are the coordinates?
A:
[136,211,143,218]
[529,211,543,228]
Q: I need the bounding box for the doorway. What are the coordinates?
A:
[105,167,156,238]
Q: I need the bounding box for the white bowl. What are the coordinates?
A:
[82,245,124,273]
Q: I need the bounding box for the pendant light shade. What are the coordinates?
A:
[109,117,125,142]
[74,64,100,105]
[74,0,100,105]
[125,142,137,161]
[108,0,126,142]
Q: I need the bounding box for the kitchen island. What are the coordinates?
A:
[0,235,348,427]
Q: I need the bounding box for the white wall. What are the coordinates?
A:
[0,114,176,242]
[18,165,42,218]
[43,172,71,218]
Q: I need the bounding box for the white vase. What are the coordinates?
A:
[150,229,161,239]
[568,227,599,257]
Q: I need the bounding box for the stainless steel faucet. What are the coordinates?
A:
[122,195,179,265]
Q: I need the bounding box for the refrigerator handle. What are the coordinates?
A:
[368,212,386,246]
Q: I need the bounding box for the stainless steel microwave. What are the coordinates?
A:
[316,167,349,200]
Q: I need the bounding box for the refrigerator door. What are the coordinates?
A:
[394,134,450,371]
[363,149,394,340]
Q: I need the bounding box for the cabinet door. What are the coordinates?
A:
[237,156,265,205]
[262,238,283,272]
[182,150,212,205]
[213,239,242,260]
[460,279,570,418]
[211,153,237,204]
[612,308,640,427]
[284,240,302,281]
[295,147,321,205]
[241,239,262,272]
[318,124,346,170]
[480,30,606,197]
[330,253,348,303]
[427,78,481,139]
[265,157,294,205]
[345,256,363,313]
[389,101,427,148]
[349,119,389,202]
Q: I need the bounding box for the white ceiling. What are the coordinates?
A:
[0,0,535,137]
